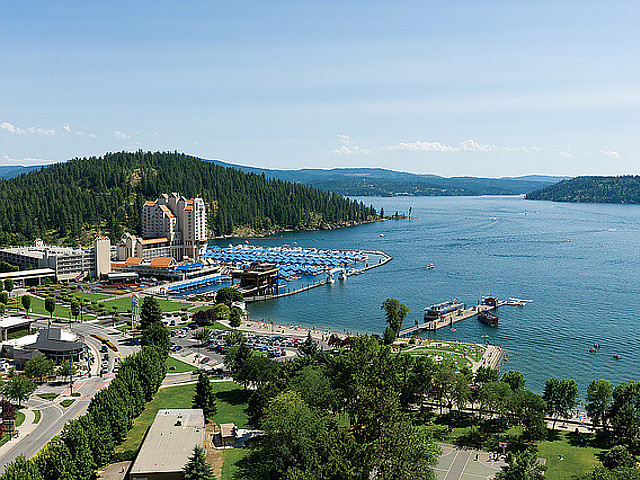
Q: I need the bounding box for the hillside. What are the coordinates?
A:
[0,165,41,179]
[204,160,566,196]
[526,175,640,204]
[0,151,378,246]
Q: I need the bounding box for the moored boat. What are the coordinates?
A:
[478,310,499,326]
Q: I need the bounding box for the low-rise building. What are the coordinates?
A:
[129,409,205,480]
[0,237,111,281]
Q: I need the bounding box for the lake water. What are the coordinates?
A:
[214,195,640,394]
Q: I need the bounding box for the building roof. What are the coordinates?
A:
[220,423,237,438]
[143,200,157,207]
[129,409,205,476]
[26,328,84,353]
[140,237,168,245]
[0,316,35,330]
[125,257,143,266]
[0,268,56,280]
[159,205,175,218]
[149,256,175,268]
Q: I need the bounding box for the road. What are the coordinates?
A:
[0,320,138,473]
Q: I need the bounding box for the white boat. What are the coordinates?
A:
[379,233,384,237]
[427,263,435,269]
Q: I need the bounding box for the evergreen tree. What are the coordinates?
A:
[140,296,162,329]
[183,445,215,480]
[192,372,217,420]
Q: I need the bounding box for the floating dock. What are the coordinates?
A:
[399,298,529,336]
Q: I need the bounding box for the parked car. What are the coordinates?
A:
[200,356,210,364]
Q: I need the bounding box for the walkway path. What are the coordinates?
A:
[435,444,505,480]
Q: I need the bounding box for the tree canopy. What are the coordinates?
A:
[0,151,378,244]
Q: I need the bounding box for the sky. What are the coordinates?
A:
[1,1,639,177]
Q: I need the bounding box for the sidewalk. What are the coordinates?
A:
[0,407,40,458]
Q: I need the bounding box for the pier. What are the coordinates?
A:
[399,298,528,336]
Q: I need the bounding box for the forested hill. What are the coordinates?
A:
[0,151,378,246]
[526,176,640,204]
[206,160,567,196]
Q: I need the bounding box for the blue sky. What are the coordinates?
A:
[1,1,639,176]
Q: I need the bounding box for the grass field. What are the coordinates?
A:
[28,296,96,321]
[33,410,41,424]
[538,431,604,480]
[60,399,75,407]
[222,448,249,480]
[166,356,197,373]
[115,381,250,455]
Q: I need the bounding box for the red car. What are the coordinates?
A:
[200,356,210,364]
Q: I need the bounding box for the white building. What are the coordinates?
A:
[0,237,111,281]
[118,193,207,263]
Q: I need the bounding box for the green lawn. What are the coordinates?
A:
[71,292,115,302]
[166,356,197,373]
[222,448,249,480]
[15,411,25,427]
[60,399,75,407]
[33,410,41,424]
[28,296,96,321]
[116,381,250,455]
[37,393,59,401]
[538,431,604,480]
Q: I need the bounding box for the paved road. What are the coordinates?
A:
[0,321,137,472]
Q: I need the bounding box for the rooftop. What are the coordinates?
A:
[129,409,205,476]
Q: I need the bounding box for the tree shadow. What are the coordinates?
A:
[565,430,613,449]
[217,388,250,406]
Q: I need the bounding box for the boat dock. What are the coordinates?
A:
[399,298,528,336]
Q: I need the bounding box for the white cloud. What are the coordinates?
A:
[63,124,71,133]
[560,151,573,158]
[334,145,373,155]
[503,146,539,152]
[113,130,131,140]
[88,133,96,138]
[1,155,57,166]
[600,150,620,158]
[461,139,497,152]
[333,134,372,155]
[1,122,26,135]
[26,126,55,136]
[391,140,459,152]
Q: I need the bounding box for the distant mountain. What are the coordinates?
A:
[206,159,568,196]
[526,175,640,204]
[0,165,41,179]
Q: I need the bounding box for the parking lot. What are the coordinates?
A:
[168,327,306,372]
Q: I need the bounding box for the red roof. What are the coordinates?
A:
[140,237,168,245]
[149,257,174,268]
[125,257,142,266]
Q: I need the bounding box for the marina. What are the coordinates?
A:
[149,244,392,300]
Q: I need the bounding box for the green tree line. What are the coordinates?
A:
[0,151,378,245]
[526,175,640,204]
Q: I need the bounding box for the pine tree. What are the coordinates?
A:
[183,445,215,480]
[192,372,217,420]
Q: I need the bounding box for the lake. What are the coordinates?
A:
[214,195,640,394]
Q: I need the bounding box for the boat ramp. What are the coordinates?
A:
[399,297,530,336]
